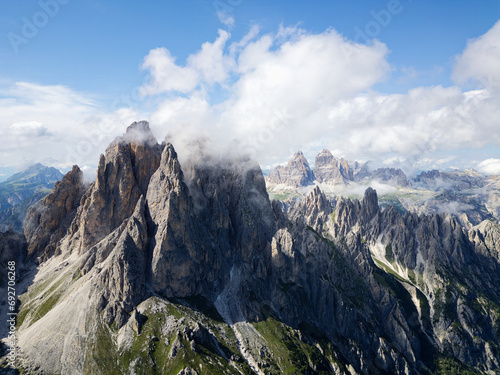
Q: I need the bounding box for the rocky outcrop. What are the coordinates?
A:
[65,121,161,254]
[313,149,345,184]
[146,143,203,298]
[268,184,500,373]
[89,195,150,328]
[267,151,314,187]
[271,188,423,374]
[267,149,410,188]
[23,165,85,260]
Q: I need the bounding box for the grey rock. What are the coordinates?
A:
[12,122,500,375]
[23,165,85,260]
[267,151,314,187]
[313,149,347,185]
[147,143,202,298]
[414,169,486,190]
[65,121,161,254]
[177,367,198,375]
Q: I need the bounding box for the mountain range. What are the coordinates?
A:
[266,150,500,229]
[0,121,499,374]
[0,164,63,233]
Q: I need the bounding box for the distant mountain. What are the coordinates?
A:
[413,169,487,190]
[267,151,314,187]
[0,163,63,232]
[313,149,351,184]
[266,150,499,226]
[266,149,409,188]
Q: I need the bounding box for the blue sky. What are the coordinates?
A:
[0,0,499,180]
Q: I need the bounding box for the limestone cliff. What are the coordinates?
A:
[267,151,314,187]
[4,121,500,375]
[23,165,85,260]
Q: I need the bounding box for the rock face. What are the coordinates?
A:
[266,151,500,229]
[23,165,85,260]
[8,122,500,375]
[313,149,349,185]
[146,143,199,297]
[267,151,314,187]
[369,167,410,187]
[267,149,409,188]
[271,186,500,373]
[65,121,162,254]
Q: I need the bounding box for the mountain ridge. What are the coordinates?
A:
[266,150,500,228]
[0,121,499,374]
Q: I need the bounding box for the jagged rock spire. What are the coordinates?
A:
[24,165,85,259]
[362,187,379,222]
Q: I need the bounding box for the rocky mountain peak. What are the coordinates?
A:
[2,163,63,186]
[64,122,162,253]
[24,165,85,259]
[294,185,332,232]
[338,157,353,180]
[9,122,500,375]
[370,167,410,187]
[314,149,335,170]
[362,186,379,221]
[291,150,306,161]
[267,150,314,187]
[160,143,183,178]
[314,149,347,184]
[316,148,335,161]
[123,120,157,147]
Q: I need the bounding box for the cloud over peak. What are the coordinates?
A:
[141,26,392,166]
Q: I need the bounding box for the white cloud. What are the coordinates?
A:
[453,20,500,89]
[10,121,50,137]
[140,48,199,95]
[188,30,234,85]
[326,86,500,161]
[4,22,500,180]
[138,24,500,175]
[140,30,234,96]
[216,10,235,28]
[0,82,140,177]
[477,159,500,176]
[143,27,391,163]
